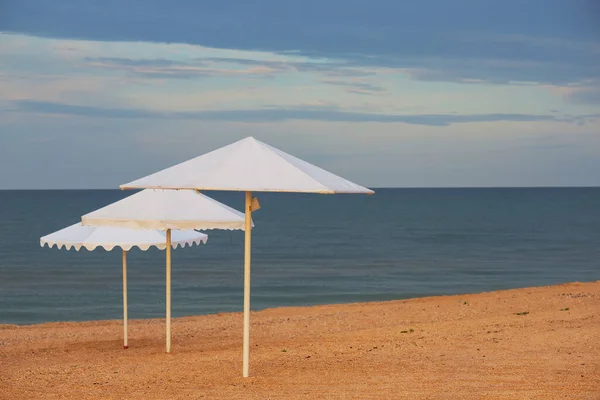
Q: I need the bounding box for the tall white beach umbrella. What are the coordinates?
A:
[81,189,248,352]
[119,137,373,376]
[41,223,208,349]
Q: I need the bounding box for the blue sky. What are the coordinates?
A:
[1,0,599,188]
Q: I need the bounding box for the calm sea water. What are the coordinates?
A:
[0,188,598,325]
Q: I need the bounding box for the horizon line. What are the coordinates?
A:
[1,185,599,191]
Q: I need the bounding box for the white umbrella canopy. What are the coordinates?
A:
[118,136,373,377]
[41,223,208,251]
[121,136,374,194]
[40,223,208,350]
[82,189,248,230]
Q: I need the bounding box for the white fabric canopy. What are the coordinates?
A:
[40,223,208,252]
[121,137,374,194]
[81,189,248,230]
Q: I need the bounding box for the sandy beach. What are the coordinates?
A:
[1,281,598,399]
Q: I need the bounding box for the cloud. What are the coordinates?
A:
[83,56,281,79]
[320,79,387,95]
[82,55,382,81]
[199,57,378,77]
[85,57,183,67]
[2,0,599,85]
[8,99,600,126]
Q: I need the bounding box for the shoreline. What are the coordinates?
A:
[2,279,597,329]
[1,280,599,399]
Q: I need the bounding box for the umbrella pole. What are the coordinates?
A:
[243,191,252,377]
[166,229,172,353]
[123,250,128,349]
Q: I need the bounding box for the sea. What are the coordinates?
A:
[0,188,598,325]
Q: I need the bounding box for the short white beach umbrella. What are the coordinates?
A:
[41,223,207,349]
[119,137,373,376]
[81,189,248,352]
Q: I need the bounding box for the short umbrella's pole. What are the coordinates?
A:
[166,229,172,353]
[243,191,252,377]
[122,250,128,349]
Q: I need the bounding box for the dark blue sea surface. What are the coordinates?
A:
[0,188,598,325]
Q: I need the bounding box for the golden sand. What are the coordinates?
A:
[1,281,599,399]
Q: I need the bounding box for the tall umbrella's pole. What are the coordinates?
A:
[166,229,172,353]
[122,250,128,349]
[243,191,252,377]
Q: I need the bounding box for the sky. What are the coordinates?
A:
[1,0,599,189]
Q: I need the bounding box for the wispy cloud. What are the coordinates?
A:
[82,55,384,81]
[85,57,184,68]
[83,56,281,79]
[320,79,387,95]
[8,100,600,126]
[199,57,378,77]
